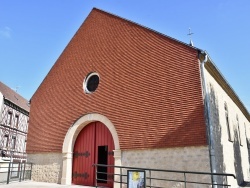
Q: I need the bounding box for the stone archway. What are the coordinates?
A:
[61,113,121,185]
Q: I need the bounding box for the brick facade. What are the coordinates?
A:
[27,8,207,153]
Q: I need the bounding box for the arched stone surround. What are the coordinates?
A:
[61,113,121,185]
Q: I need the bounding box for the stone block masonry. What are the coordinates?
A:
[28,146,210,187]
[121,146,211,188]
[28,153,62,184]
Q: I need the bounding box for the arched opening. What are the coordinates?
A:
[61,113,121,186]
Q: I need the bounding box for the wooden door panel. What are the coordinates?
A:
[72,121,114,188]
[72,122,95,185]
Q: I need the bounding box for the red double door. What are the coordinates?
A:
[72,121,115,187]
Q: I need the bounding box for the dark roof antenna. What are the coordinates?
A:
[12,86,21,93]
[187,28,194,46]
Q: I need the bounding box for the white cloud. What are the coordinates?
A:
[0,26,12,38]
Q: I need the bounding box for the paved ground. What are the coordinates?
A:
[0,181,93,188]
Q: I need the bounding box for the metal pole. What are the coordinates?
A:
[120,168,122,188]
[199,52,217,188]
[22,162,26,180]
[95,165,97,188]
[7,161,11,184]
[19,162,22,182]
[184,172,186,188]
[149,170,151,188]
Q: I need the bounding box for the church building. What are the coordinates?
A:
[27,8,250,187]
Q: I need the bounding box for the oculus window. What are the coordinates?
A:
[83,72,100,94]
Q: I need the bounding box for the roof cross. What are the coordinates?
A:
[187,28,194,46]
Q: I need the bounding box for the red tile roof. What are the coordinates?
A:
[27,8,207,153]
[0,81,30,112]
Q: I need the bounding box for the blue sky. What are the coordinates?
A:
[0,0,249,112]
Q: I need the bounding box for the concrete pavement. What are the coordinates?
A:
[0,181,93,187]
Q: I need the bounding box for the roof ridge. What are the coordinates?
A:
[0,81,30,112]
[0,81,28,101]
[92,7,202,51]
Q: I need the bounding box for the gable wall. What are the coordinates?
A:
[27,9,207,153]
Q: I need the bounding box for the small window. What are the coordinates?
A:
[83,72,100,94]
[225,103,233,141]
[11,136,16,149]
[4,135,9,148]
[7,111,12,125]
[245,123,250,148]
[15,115,19,128]
[236,115,242,146]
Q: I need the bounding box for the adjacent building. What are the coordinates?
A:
[26,8,250,187]
[0,82,29,162]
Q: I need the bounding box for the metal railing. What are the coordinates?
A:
[93,164,236,188]
[0,161,32,184]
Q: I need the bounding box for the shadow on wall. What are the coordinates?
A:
[209,86,227,186]
[210,85,244,186]
[247,138,250,172]
[233,129,244,185]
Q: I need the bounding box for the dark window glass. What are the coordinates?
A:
[225,103,232,141]
[4,135,9,148]
[12,136,16,149]
[7,111,12,125]
[15,115,19,128]
[86,75,99,92]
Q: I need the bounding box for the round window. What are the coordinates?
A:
[83,72,100,94]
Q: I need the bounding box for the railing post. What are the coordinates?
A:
[95,164,97,188]
[7,161,11,184]
[120,167,122,188]
[22,162,26,180]
[19,162,22,182]
[184,172,186,188]
[30,163,33,180]
[149,170,151,188]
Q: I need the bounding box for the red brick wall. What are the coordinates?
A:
[27,8,207,153]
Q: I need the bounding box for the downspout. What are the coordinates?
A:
[199,51,217,187]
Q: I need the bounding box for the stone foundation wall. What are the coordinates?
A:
[28,147,211,187]
[121,146,211,188]
[27,152,62,183]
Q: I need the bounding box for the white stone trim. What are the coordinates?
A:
[61,113,120,185]
[83,72,100,94]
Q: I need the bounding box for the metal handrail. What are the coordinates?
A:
[93,164,236,187]
[0,161,33,184]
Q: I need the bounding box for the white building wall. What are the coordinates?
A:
[0,92,3,123]
[205,68,250,187]
[0,102,29,161]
